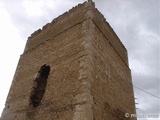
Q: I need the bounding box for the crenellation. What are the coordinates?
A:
[28,2,96,41]
[42,23,51,30]
[30,29,42,38]
[28,2,85,40]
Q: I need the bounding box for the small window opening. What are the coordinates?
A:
[30,65,50,107]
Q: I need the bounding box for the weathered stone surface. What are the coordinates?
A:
[1,1,136,120]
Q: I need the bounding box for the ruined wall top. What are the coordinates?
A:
[27,1,125,49]
[29,1,94,39]
[25,1,128,65]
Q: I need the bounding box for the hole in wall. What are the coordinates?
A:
[30,64,50,107]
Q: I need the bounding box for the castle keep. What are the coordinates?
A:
[1,1,136,120]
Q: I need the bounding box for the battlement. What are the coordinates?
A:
[25,2,88,52]
[29,2,88,39]
[24,0,128,66]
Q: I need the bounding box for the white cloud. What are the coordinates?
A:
[0,4,25,115]
[22,0,44,16]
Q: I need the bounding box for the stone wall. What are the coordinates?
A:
[89,18,136,120]
[1,1,136,120]
[24,1,128,67]
[2,18,92,120]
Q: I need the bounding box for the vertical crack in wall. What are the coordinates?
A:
[26,64,50,120]
[30,65,50,108]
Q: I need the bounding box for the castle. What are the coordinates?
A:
[1,1,136,120]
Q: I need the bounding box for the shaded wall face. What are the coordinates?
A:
[30,65,50,108]
[1,20,89,120]
[90,20,136,120]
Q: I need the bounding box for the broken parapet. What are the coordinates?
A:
[29,2,88,39]
[25,1,128,65]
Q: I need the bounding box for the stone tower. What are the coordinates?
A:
[1,1,136,120]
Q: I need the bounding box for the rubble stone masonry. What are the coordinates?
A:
[1,1,136,120]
